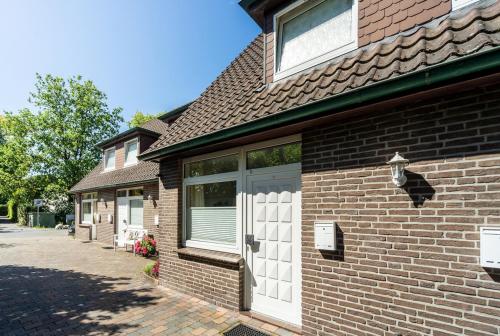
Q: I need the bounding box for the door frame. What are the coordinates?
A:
[115,187,145,234]
[243,164,302,325]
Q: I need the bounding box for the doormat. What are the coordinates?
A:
[223,324,270,336]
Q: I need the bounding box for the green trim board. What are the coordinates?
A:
[97,128,161,149]
[69,178,159,194]
[158,102,192,122]
[139,46,500,162]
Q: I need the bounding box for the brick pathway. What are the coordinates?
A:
[0,219,297,335]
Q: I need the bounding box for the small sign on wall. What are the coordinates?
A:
[314,221,336,251]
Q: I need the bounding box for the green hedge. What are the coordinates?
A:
[0,204,7,216]
[7,200,17,223]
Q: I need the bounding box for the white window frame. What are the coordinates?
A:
[81,192,97,224]
[124,138,139,167]
[116,187,144,229]
[183,149,242,254]
[103,147,116,171]
[452,0,478,11]
[182,134,302,255]
[274,0,358,81]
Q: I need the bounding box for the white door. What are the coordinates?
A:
[117,197,128,247]
[246,171,301,325]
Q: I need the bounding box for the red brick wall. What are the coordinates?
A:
[74,182,160,245]
[359,0,451,46]
[144,183,160,239]
[95,189,115,245]
[158,159,244,310]
[301,84,500,335]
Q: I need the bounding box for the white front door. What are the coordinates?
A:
[117,197,128,247]
[246,170,301,325]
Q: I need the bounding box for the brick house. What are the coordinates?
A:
[70,105,188,245]
[134,0,500,335]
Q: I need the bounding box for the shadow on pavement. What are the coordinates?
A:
[0,265,159,335]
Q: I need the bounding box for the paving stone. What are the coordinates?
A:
[0,219,299,336]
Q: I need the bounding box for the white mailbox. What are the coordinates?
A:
[154,215,159,226]
[314,221,336,250]
[480,227,500,269]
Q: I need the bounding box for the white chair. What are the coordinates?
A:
[113,227,148,255]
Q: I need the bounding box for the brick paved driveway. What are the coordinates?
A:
[0,219,296,336]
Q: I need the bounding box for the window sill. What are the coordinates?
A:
[176,247,243,265]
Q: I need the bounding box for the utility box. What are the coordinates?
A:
[314,221,336,250]
[28,212,56,227]
[480,227,500,268]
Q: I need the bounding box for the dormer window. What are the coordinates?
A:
[104,147,115,171]
[452,0,478,11]
[274,0,358,80]
[124,138,138,166]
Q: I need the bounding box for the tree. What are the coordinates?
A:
[25,73,123,189]
[0,74,123,222]
[128,111,158,128]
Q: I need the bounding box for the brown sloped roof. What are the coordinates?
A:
[142,1,500,158]
[70,161,159,193]
[70,118,171,193]
[70,102,193,192]
[140,118,170,135]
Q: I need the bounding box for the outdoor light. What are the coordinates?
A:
[100,198,107,208]
[148,194,157,208]
[387,152,409,187]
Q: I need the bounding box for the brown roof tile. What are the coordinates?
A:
[69,161,158,193]
[142,1,500,157]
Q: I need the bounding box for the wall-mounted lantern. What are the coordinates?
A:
[148,194,157,208]
[387,152,409,187]
[100,198,107,208]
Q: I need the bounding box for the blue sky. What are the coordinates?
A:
[0,0,260,126]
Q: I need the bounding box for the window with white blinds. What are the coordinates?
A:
[125,139,138,166]
[186,181,237,246]
[104,148,115,170]
[275,0,357,80]
[81,192,97,224]
[129,199,143,227]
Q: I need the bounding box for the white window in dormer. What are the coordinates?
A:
[275,0,358,80]
[124,138,138,166]
[452,0,478,11]
[104,148,115,171]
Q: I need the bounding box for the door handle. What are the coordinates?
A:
[245,234,255,246]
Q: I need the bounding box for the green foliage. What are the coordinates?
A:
[144,262,155,276]
[0,73,123,222]
[26,73,124,189]
[7,200,17,222]
[0,204,7,216]
[128,111,158,128]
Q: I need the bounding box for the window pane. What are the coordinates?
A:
[186,181,236,245]
[83,193,96,200]
[125,140,138,164]
[116,190,127,197]
[129,189,143,197]
[278,0,353,72]
[185,154,238,177]
[129,199,143,227]
[82,202,92,223]
[247,142,301,169]
[105,149,115,169]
